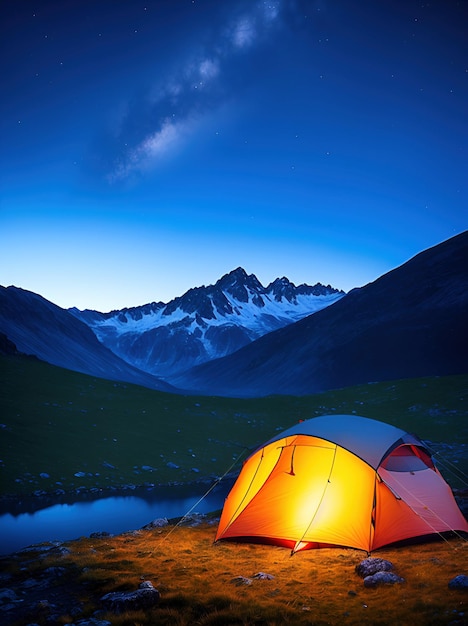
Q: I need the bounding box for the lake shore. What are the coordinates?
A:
[0,473,238,516]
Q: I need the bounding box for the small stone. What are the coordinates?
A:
[448,575,468,590]
[53,546,71,557]
[37,599,55,610]
[231,576,253,586]
[142,517,169,529]
[363,571,405,587]
[44,566,66,577]
[70,604,84,617]
[253,572,274,580]
[75,617,112,626]
[178,513,207,526]
[20,578,41,588]
[0,588,19,603]
[139,581,154,589]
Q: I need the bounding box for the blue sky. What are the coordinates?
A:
[1,0,466,311]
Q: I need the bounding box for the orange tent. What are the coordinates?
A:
[215,415,468,552]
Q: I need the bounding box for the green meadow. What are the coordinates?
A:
[1,354,467,497]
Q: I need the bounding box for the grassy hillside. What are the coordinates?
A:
[1,354,467,497]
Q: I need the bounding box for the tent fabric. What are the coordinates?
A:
[216,415,468,552]
[260,414,415,470]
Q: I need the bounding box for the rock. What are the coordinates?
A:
[122,530,142,537]
[89,532,111,539]
[231,576,253,586]
[20,577,43,589]
[449,575,468,590]
[36,598,57,612]
[178,513,208,526]
[0,573,12,585]
[43,566,66,577]
[0,588,19,603]
[142,517,169,529]
[70,603,84,617]
[356,557,394,577]
[73,617,112,626]
[39,472,50,479]
[54,546,71,557]
[253,572,274,580]
[100,581,160,613]
[139,580,154,589]
[363,572,405,588]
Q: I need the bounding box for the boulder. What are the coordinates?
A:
[355,557,394,577]
[101,581,160,613]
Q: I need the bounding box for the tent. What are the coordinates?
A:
[215,415,468,552]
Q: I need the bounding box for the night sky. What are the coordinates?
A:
[1,0,467,311]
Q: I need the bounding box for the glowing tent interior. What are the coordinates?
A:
[215,415,468,553]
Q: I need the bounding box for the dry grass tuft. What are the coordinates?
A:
[1,522,467,625]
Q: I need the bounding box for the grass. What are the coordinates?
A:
[1,354,467,496]
[1,520,467,625]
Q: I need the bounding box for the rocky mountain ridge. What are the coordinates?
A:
[170,232,468,396]
[70,268,344,377]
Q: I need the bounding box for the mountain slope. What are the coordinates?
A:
[0,286,177,392]
[70,268,344,377]
[170,231,468,396]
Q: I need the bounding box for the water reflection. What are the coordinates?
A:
[1,483,230,555]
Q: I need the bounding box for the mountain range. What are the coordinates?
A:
[0,270,342,392]
[69,268,344,377]
[1,231,467,396]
